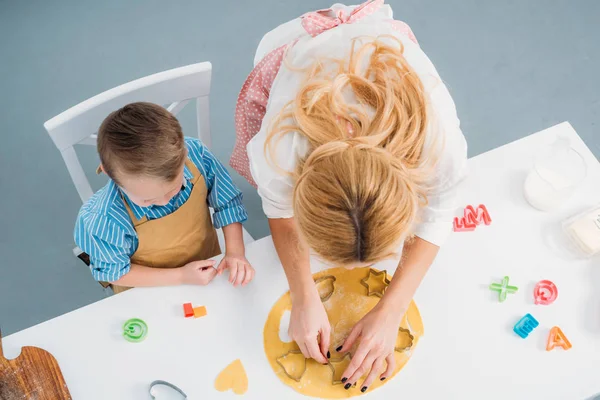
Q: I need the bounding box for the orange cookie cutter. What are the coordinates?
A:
[546,326,572,351]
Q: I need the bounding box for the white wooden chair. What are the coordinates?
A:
[44,62,254,264]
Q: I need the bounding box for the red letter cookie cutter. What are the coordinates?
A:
[453,217,476,232]
[464,205,492,226]
[453,204,491,232]
[533,280,558,305]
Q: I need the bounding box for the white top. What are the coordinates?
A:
[247,5,468,246]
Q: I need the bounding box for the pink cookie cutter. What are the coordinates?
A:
[464,204,492,226]
[533,280,558,305]
[453,217,476,232]
[453,204,492,232]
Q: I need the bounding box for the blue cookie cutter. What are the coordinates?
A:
[513,313,539,339]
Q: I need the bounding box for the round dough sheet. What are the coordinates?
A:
[263,267,424,398]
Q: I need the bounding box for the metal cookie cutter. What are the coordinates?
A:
[149,380,187,399]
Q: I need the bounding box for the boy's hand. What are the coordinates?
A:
[216,253,255,287]
[180,260,217,285]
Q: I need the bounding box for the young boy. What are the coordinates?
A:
[74,102,254,293]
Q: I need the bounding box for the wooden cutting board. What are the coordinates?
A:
[0,329,72,400]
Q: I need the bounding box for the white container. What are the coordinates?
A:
[563,205,600,258]
[523,138,587,211]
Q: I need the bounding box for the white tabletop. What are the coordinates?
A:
[4,122,600,400]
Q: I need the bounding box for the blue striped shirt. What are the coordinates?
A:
[74,137,248,282]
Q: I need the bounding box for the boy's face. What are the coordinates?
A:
[117,163,185,208]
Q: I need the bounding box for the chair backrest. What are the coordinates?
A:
[43,62,212,204]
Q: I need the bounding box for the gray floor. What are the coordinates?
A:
[0,0,598,336]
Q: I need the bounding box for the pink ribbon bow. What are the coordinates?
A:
[301,0,384,37]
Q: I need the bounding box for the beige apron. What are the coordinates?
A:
[110,158,221,293]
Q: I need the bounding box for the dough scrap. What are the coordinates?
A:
[395,327,414,352]
[214,359,248,395]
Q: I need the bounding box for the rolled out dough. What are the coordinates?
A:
[263,267,424,398]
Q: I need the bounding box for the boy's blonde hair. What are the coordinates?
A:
[266,37,434,265]
[98,102,186,184]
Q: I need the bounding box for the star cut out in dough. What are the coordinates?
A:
[327,353,352,385]
[276,350,307,382]
[360,268,391,298]
[395,327,414,352]
[314,275,336,302]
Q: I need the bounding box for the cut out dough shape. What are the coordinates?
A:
[360,268,391,297]
[264,267,423,398]
[315,275,336,302]
[276,350,307,382]
[214,359,248,395]
[395,327,414,352]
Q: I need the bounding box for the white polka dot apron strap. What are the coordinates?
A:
[300,0,384,37]
[230,44,289,187]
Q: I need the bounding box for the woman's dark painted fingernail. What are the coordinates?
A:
[380,377,386,381]
[344,383,352,390]
[327,351,331,358]
[336,346,343,352]
[361,386,368,393]
[341,377,347,383]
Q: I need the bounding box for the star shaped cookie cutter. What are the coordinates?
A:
[276,350,307,382]
[360,268,391,298]
[326,353,353,385]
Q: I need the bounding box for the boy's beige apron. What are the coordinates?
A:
[109,159,221,293]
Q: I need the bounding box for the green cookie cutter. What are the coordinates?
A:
[122,318,148,343]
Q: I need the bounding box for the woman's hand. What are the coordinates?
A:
[289,288,331,364]
[338,301,404,392]
[180,260,218,285]
[216,252,255,287]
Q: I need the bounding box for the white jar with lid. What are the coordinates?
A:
[563,204,600,257]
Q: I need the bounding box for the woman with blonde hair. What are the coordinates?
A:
[231,0,467,392]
